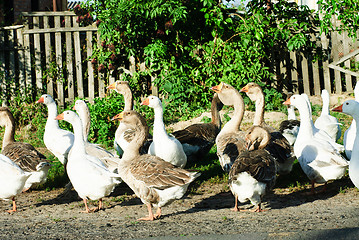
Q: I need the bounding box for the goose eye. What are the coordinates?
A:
[346,102,349,105]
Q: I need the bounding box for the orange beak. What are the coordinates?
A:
[240,85,249,93]
[55,113,64,120]
[107,82,116,90]
[210,82,223,93]
[111,112,123,121]
[72,105,76,110]
[332,104,343,112]
[283,98,291,105]
[141,98,150,106]
[36,96,44,103]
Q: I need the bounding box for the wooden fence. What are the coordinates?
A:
[0,11,358,107]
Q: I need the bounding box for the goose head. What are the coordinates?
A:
[283,94,308,112]
[107,81,131,95]
[36,162,52,171]
[73,100,87,111]
[240,82,262,102]
[245,125,271,151]
[332,100,359,119]
[141,95,162,109]
[55,110,79,125]
[210,82,239,106]
[0,107,13,127]
[36,94,55,106]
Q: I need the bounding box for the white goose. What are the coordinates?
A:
[55,111,121,213]
[210,82,247,173]
[36,94,74,165]
[73,100,120,173]
[0,154,30,213]
[343,81,359,159]
[107,81,134,156]
[112,110,200,221]
[279,93,300,146]
[314,89,341,141]
[332,100,359,188]
[302,94,344,153]
[229,126,277,212]
[284,94,348,194]
[141,96,187,168]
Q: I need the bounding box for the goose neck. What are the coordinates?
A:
[253,94,265,126]
[123,90,134,111]
[221,102,244,134]
[296,102,314,137]
[2,120,15,149]
[46,102,60,128]
[121,122,147,161]
[211,99,222,128]
[321,95,330,116]
[71,117,86,154]
[153,106,167,138]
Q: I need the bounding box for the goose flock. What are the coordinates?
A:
[0,80,358,219]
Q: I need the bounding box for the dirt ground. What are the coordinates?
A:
[0,177,358,240]
[1,93,358,239]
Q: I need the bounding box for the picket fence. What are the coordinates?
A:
[0,11,358,106]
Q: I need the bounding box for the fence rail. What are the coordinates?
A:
[0,11,358,107]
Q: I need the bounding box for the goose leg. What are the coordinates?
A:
[98,198,103,211]
[154,207,162,219]
[231,195,240,212]
[138,203,155,221]
[7,197,17,214]
[253,203,267,212]
[81,199,91,213]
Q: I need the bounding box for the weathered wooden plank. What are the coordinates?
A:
[44,16,53,96]
[22,11,75,16]
[343,32,353,92]
[55,16,64,106]
[8,29,16,98]
[16,27,26,95]
[23,17,32,96]
[332,31,342,93]
[87,31,95,103]
[23,26,98,34]
[328,64,359,77]
[33,16,42,91]
[320,33,331,92]
[0,25,24,30]
[290,52,299,94]
[65,16,74,102]
[280,53,287,95]
[312,59,321,95]
[0,30,6,103]
[73,16,84,99]
[301,53,311,95]
[97,32,105,98]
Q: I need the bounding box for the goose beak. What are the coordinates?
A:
[111,112,124,121]
[55,113,64,120]
[141,98,150,106]
[210,82,223,93]
[72,105,76,110]
[240,85,249,93]
[36,96,44,103]
[107,82,116,90]
[283,98,291,105]
[332,104,343,112]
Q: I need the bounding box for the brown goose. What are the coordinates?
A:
[229,126,277,212]
[107,81,151,155]
[211,82,247,172]
[240,82,295,175]
[0,107,51,191]
[112,110,200,221]
[171,93,223,162]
